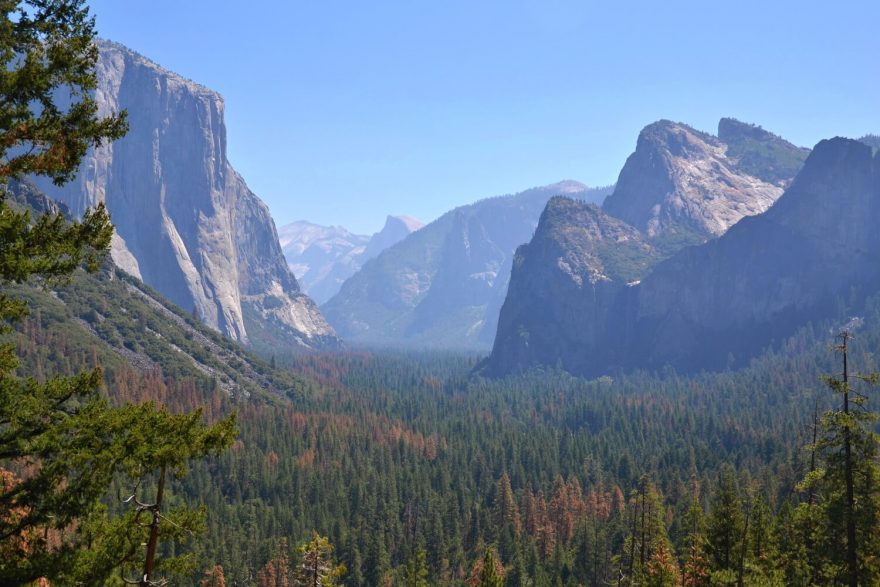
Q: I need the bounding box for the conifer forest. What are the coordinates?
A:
[1,1,879,585]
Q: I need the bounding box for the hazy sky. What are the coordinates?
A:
[86,0,878,234]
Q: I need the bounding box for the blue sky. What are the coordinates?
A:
[86,0,878,234]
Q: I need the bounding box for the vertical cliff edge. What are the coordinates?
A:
[38,40,338,351]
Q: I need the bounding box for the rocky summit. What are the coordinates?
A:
[485,138,878,377]
[603,119,807,247]
[279,221,370,306]
[362,215,425,261]
[38,40,338,351]
[486,196,657,374]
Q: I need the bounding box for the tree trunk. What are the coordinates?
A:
[142,466,167,586]
[842,333,857,587]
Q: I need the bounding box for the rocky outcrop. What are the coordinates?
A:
[279,215,423,304]
[486,138,879,377]
[602,120,804,245]
[486,197,657,374]
[614,138,879,372]
[38,40,338,349]
[322,181,611,349]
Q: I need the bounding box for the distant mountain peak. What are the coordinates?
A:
[362,214,423,260]
[279,214,421,304]
[637,120,720,155]
[95,38,218,101]
[547,179,589,194]
[381,214,424,234]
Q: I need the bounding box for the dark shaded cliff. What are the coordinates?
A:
[486,138,877,377]
[486,197,657,374]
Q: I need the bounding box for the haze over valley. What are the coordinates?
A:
[2,2,879,586]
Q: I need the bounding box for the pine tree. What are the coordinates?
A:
[363,527,390,586]
[493,472,521,562]
[800,332,880,585]
[0,3,123,577]
[258,538,292,587]
[504,545,530,587]
[774,501,812,586]
[645,541,681,587]
[293,533,345,587]
[402,545,430,587]
[0,4,236,584]
[743,493,780,583]
[494,472,521,534]
[469,548,504,587]
[619,476,676,586]
[681,484,710,587]
[112,405,238,585]
[706,466,744,576]
[0,1,126,184]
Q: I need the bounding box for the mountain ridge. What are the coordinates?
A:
[485,136,877,377]
[279,214,423,304]
[322,181,612,349]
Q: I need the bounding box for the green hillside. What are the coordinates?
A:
[5,182,305,404]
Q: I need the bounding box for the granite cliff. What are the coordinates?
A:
[603,119,807,247]
[486,138,877,377]
[38,40,337,350]
[4,178,305,398]
[487,197,657,372]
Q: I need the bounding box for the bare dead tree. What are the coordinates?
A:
[122,466,169,587]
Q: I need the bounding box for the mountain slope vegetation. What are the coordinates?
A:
[6,182,304,401]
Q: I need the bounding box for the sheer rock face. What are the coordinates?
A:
[602,120,801,241]
[486,197,657,374]
[486,138,879,377]
[322,181,611,349]
[39,40,337,348]
[279,215,423,305]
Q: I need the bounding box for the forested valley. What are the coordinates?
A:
[12,280,880,585]
[1,1,878,586]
